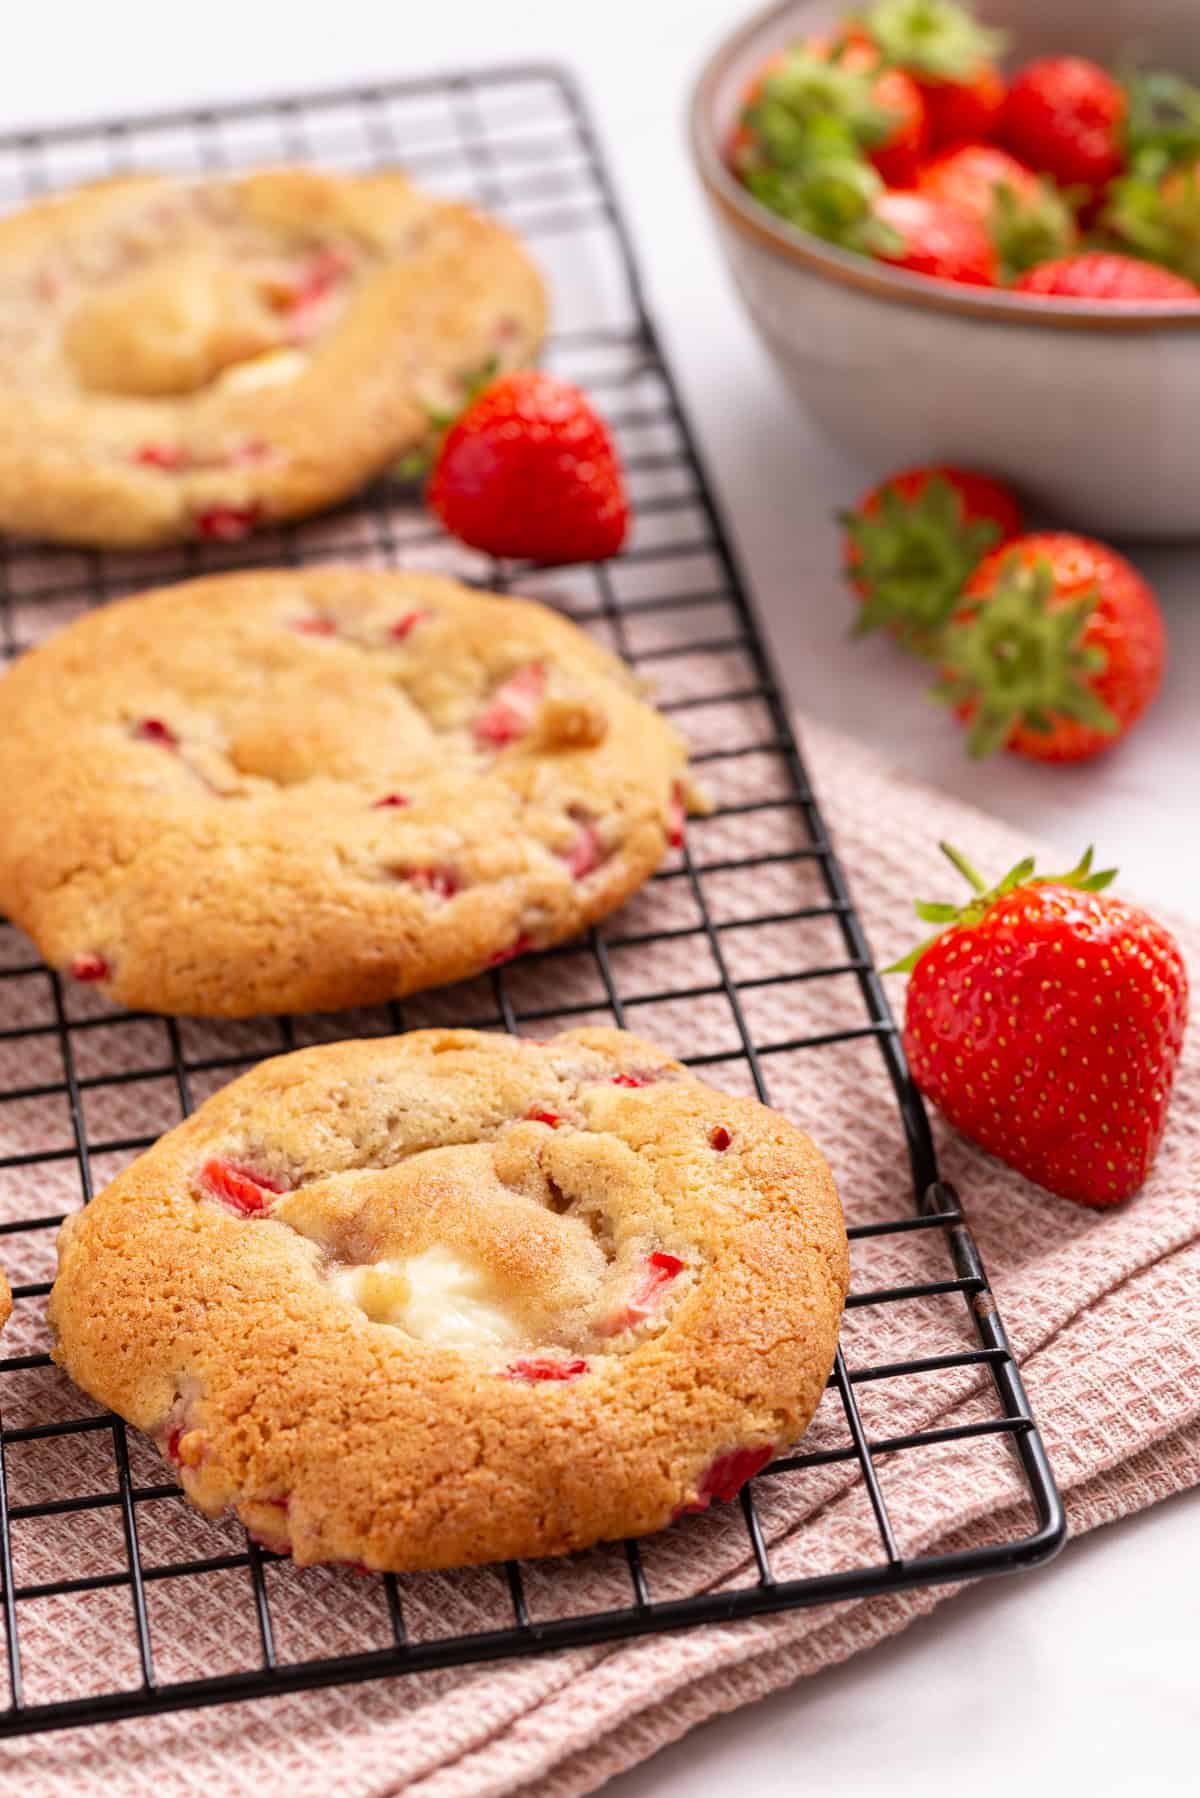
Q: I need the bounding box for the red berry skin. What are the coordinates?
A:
[917,145,1042,220]
[1013,252,1199,303]
[921,63,1006,152]
[1001,57,1126,190]
[903,884,1188,1206]
[428,372,628,565]
[958,534,1166,763]
[872,190,998,284]
[674,1444,774,1516]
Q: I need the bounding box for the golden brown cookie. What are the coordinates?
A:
[48,1027,848,1571]
[0,568,699,1016]
[0,167,545,546]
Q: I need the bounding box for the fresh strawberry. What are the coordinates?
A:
[935,533,1166,761]
[871,189,999,284]
[917,144,1077,277]
[855,0,1007,151]
[841,465,1021,651]
[1001,57,1127,190]
[1013,250,1198,301]
[890,843,1188,1207]
[726,38,935,206]
[427,371,628,565]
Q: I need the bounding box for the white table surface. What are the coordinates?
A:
[10,3,1198,1790]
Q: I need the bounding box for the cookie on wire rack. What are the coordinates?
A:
[0,166,545,547]
[48,1026,848,1571]
[0,567,701,1016]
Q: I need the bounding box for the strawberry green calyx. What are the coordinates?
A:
[990,179,1078,281]
[393,356,500,482]
[744,47,900,162]
[1122,70,1200,182]
[933,553,1118,759]
[743,148,897,254]
[1103,167,1200,286]
[842,476,1002,650]
[856,0,1006,82]
[885,841,1117,973]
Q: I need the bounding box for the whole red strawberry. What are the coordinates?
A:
[872,189,998,284]
[428,371,628,564]
[892,844,1188,1207]
[841,465,1021,650]
[936,534,1166,761]
[855,0,1007,151]
[1013,251,1199,302]
[917,144,1077,277]
[1001,57,1127,190]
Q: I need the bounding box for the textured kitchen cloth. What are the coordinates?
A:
[0,715,1195,1798]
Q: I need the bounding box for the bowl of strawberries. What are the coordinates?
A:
[690,0,1200,537]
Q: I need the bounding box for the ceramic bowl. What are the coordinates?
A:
[689,0,1200,539]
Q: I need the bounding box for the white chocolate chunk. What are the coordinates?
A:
[217,347,309,392]
[330,1246,521,1348]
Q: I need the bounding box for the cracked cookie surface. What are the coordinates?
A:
[48,1027,848,1571]
[0,567,698,1015]
[0,166,545,547]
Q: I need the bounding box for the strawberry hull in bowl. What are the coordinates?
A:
[690,0,1200,540]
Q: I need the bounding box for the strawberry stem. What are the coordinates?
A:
[884,843,1117,973]
[938,840,986,892]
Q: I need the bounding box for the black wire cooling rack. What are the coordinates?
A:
[0,64,1065,1738]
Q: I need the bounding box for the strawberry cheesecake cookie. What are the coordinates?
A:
[0,167,544,547]
[0,568,700,1016]
[48,1027,848,1569]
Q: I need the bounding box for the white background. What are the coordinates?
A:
[9,3,1198,1791]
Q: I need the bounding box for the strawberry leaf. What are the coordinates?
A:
[856,0,1006,82]
[934,553,1118,759]
[884,843,1119,974]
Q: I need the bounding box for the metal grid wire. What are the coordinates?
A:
[0,65,1065,1737]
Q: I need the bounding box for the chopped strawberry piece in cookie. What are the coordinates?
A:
[372,793,410,809]
[133,442,189,471]
[503,1356,588,1382]
[611,1072,654,1088]
[709,1125,732,1151]
[227,439,275,467]
[292,614,338,637]
[200,1158,288,1216]
[134,717,178,748]
[398,866,460,900]
[473,664,545,748]
[525,1106,562,1127]
[280,246,351,342]
[676,1444,773,1516]
[488,933,533,967]
[194,504,261,542]
[165,1427,184,1464]
[667,783,686,848]
[564,819,605,880]
[389,610,430,641]
[69,952,110,984]
[597,1250,684,1337]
